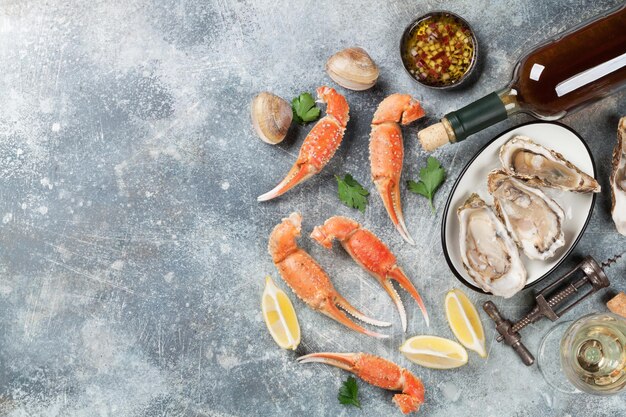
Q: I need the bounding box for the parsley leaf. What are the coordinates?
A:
[336,174,369,213]
[291,92,321,124]
[407,156,446,213]
[338,376,361,408]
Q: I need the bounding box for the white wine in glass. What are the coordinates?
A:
[560,313,626,395]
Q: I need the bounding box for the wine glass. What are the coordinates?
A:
[538,313,626,395]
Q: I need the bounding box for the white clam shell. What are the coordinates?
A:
[326,47,379,91]
[251,92,292,145]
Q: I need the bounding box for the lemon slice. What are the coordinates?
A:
[262,276,301,350]
[400,335,468,369]
[445,288,487,358]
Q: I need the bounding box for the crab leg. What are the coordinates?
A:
[311,216,429,330]
[268,213,390,338]
[297,352,425,414]
[258,87,349,201]
[370,94,425,245]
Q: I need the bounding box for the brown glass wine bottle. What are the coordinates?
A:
[419,4,626,150]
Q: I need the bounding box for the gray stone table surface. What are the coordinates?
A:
[0,0,625,416]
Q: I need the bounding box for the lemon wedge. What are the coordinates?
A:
[262,276,301,350]
[445,288,487,358]
[400,335,468,369]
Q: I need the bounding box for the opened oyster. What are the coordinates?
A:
[499,136,600,193]
[457,193,526,298]
[488,170,565,260]
[611,117,626,236]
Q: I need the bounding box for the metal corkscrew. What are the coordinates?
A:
[483,253,623,366]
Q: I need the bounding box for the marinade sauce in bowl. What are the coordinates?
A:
[400,11,478,89]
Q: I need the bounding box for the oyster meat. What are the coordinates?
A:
[611,117,626,236]
[499,136,600,193]
[457,193,526,298]
[488,170,565,260]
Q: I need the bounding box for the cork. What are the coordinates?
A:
[607,292,626,318]
[418,122,451,151]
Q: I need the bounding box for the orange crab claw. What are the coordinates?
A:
[258,87,349,202]
[297,352,425,414]
[372,94,425,125]
[387,267,430,328]
[268,213,390,338]
[370,94,425,245]
[311,216,429,330]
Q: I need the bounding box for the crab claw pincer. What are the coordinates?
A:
[258,87,349,201]
[311,216,429,330]
[268,213,390,338]
[297,352,425,414]
[370,94,425,245]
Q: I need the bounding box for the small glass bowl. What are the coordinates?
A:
[400,11,479,90]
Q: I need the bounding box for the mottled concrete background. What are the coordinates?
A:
[0,0,624,416]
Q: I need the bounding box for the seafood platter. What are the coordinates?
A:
[442,122,598,295]
[254,5,626,415]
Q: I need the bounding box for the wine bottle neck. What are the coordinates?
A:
[442,91,509,143]
[496,85,523,115]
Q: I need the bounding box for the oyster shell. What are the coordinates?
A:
[488,170,565,260]
[499,136,600,193]
[457,193,526,298]
[611,117,626,235]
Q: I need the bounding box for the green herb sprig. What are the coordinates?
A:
[291,92,321,124]
[338,376,361,408]
[336,174,369,213]
[407,156,446,213]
